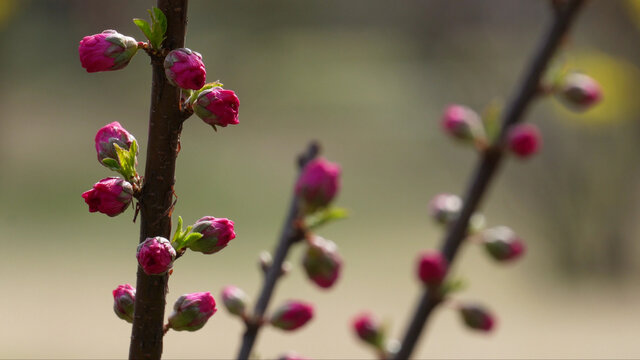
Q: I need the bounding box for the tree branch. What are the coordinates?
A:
[236,141,321,360]
[393,1,586,358]
[129,1,188,359]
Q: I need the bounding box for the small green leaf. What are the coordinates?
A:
[113,143,133,180]
[133,18,152,42]
[101,158,121,172]
[482,99,503,144]
[182,233,203,249]
[306,207,349,230]
[172,216,184,244]
[440,277,467,297]
[152,7,167,35]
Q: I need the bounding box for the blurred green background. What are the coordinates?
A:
[2,0,640,358]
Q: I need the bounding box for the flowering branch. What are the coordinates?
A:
[236,141,320,360]
[393,1,587,358]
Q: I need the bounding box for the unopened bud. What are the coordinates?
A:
[164,48,206,90]
[112,284,135,323]
[302,236,342,289]
[136,236,176,275]
[441,105,485,142]
[167,292,217,331]
[189,216,236,254]
[193,87,240,128]
[428,193,462,224]
[81,177,133,217]
[482,226,525,262]
[559,72,602,111]
[221,285,248,317]
[459,303,495,332]
[79,30,138,72]
[506,123,541,158]
[95,121,137,167]
[352,312,385,349]
[417,251,448,286]
[270,300,314,331]
[295,157,341,214]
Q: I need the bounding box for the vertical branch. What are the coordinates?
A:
[129,1,188,359]
[236,141,320,360]
[393,1,586,359]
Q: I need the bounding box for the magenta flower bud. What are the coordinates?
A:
[189,216,236,254]
[95,121,137,165]
[79,30,138,73]
[559,72,602,110]
[112,284,136,323]
[482,226,525,262]
[417,251,448,286]
[167,292,217,331]
[428,193,462,224]
[506,123,541,158]
[221,285,248,317]
[136,237,176,275]
[302,236,342,289]
[164,48,206,90]
[278,352,309,360]
[270,300,314,331]
[295,157,341,214]
[459,303,496,332]
[352,313,385,348]
[81,177,133,217]
[441,105,485,142]
[193,87,240,128]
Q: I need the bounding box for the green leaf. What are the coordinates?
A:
[133,18,152,42]
[306,207,349,230]
[146,7,167,49]
[113,143,133,180]
[439,278,467,297]
[482,99,503,144]
[101,158,121,172]
[152,7,167,35]
[172,216,184,244]
[182,233,203,249]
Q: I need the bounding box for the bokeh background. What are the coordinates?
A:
[2,0,640,358]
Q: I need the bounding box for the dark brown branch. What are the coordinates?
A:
[129,1,188,359]
[236,141,320,360]
[393,1,586,359]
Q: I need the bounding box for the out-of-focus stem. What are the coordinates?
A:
[394,1,586,359]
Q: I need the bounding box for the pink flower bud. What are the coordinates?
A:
[441,105,485,142]
[136,237,176,275]
[417,251,448,286]
[167,292,217,331]
[506,123,541,158]
[221,285,248,317]
[278,352,309,360]
[302,236,342,289]
[459,303,496,332]
[352,313,385,348]
[482,226,525,262]
[295,157,341,214]
[270,300,314,331]
[428,193,462,224]
[193,87,240,128]
[79,30,138,73]
[164,48,206,90]
[112,284,135,323]
[559,72,602,110]
[189,216,236,254]
[95,121,137,165]
[81,177,133,217]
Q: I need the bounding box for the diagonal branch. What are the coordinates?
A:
[394,1,587,359]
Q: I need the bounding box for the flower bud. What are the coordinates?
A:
[352,313,385,349]
[559,72,602,110]
[417,251,448,286]
[428,193,462,224]
[277,352,309,360]
[302,236,342,289]
[221,285,248,317]
[164,48,206,90]
[189,216,236,254]
[270,300,314,331]
[112,284,135,323]
[459,303,495,332]
[167,292,217,331]
[482,226,525,262]
[193,87,240,128]
[81,177,133,216]
[95,121,137,166]
[506,123,541,158]
[441,105,485,142]
[295,157,341,214]
[79,30,138,73]
[136,237,176,275]
[259,251,291,276]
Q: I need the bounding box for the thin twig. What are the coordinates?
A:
[393,1,586,359]
[236,141,321,360]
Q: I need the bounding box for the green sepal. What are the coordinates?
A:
[305,206,349,231]
[439,277,467,297]
[482,99,503,144]
[188,81,224,105]
[133,18,152,43]
[101,158,121,172]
